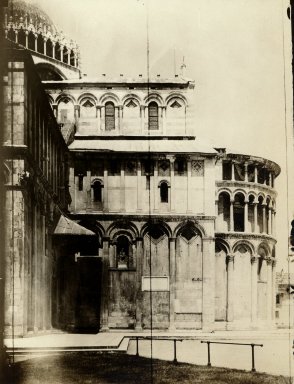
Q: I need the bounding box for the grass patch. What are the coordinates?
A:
[5,352,289,384]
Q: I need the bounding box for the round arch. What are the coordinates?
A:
[56,93,76,104]
[215,238,231,254]
[144,92,164,106]
[35,62,67,80]
[173,219,206,238]
[122,93,142,106]
[78,92,98,105]
[232,240,255,254]
[165,93,187,107]
[107,220,139,240]
[140,220,172,238]
[99,92,120,106]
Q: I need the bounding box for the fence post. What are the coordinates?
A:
[136,337,139,357]
[251,344,255,372]
[207,342,211,367]
[173,339,177,364]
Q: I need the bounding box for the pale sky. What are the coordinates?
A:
[22,0,293,268]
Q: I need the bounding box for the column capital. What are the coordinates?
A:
[169,237,176,242]
[251,255,258,264]
[226,254,234,263]
[266,256,273,265]
[102,237,110,243]
[136,237,143,242]
[166,155,175,163]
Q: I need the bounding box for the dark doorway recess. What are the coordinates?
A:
[75,257,102,333]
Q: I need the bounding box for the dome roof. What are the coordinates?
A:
[7,0,57,34]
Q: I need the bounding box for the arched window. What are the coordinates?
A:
[233,193,245,232]
[92,180,102,202]
[160,182,169,203]
[18,28,26,47]
[46,39,53,58]
[28,31,35,51]
[148,102,158,130]
[105,102,115,130]
[37,34,44,54]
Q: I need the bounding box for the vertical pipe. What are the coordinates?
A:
[207,342,211,367]
[173,339,177,364]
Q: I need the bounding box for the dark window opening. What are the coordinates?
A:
[93,181,102,202]
[234,164,245,181]
[28,31,35,50]
[222,161,232,180]
[37,34,44,54]
[105,102,115,130]
[148,102,159,130]
[160,182,168,203]
[247,164,255,182]
[78,174,83,191]
[175,159,187,175]
[142,160,154,176]
[233,194,245,232]
[257,167,265,184]
[18,29,26,46]
[109,160,120,176]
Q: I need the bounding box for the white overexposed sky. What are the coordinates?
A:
[21,0,294,269]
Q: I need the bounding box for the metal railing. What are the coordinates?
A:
[126,336,263,372]
[128,336,183,363]
[200,341,263,372]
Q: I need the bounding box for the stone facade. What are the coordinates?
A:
[2,1,281,336]
[3,48,70,337]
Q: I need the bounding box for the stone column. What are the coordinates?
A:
[202,237,215,331]
[135,238,143,330]
[60,45,64,62]
[118,106,123,133]
[253,202,258,233]
[268,207,272,235]
[153,160,158,211]
[103,162,108,211]
[226,254,235,323]
[15,30,18,43]
[169,237,176,330]
[140,106,145,132]
[43,38,47,55]
[244,200,249,232]
[231,162,235,181]
[269,173,272,187]
[100,238,110,331]
[266,257,273,324]
[52,42,55,59]
[137,159,142,211]
[25,31,28,48]
[254,166,258,183]
[244,163,248,182]
[67,49,71,65]
[272,210,276,237]
[120,161,125,212]
[251,255,258,325]
[162,106,167,135]
[34,34,37,51]
[262,204,267,234]
[272,259,277,323]
[230,200,234,232]
[187,159,192,213]
[169,156,175,212]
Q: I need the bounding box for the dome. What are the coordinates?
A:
[7,0,57,34]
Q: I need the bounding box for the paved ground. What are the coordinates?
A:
[4,329,294,378]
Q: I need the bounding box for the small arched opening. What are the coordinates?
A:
[148,101,159,130]
[233,193,245,232]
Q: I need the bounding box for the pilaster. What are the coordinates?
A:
[202,236,215,331]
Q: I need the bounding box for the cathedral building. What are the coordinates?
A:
[3,1,280,336]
